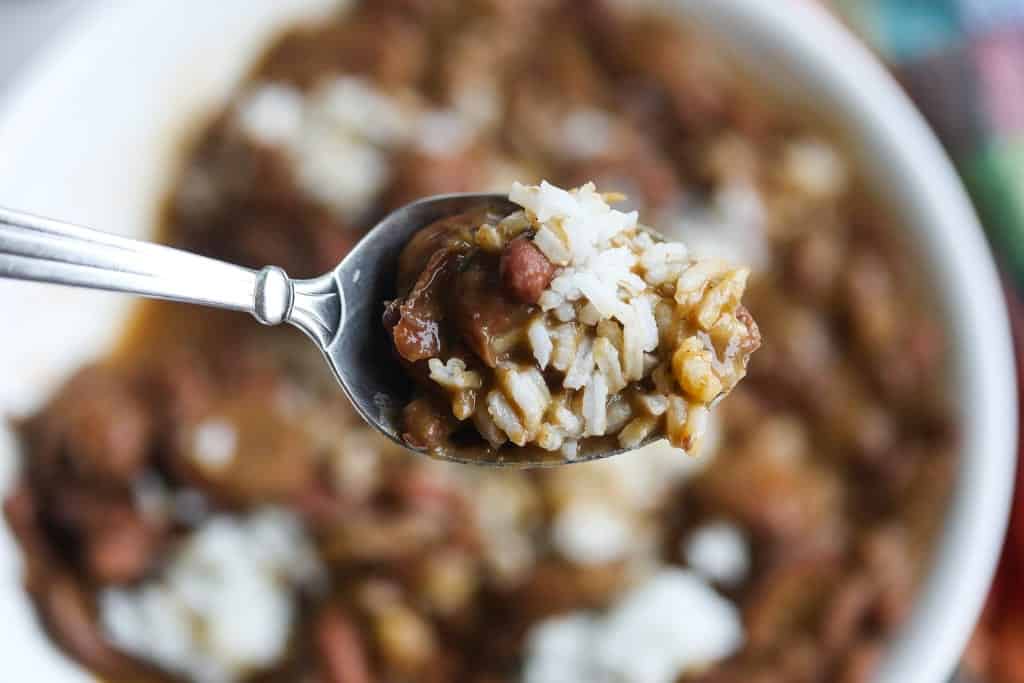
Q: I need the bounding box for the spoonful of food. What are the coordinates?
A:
[0,181,759,467]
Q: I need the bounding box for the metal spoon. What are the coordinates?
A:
[0,194,670,467]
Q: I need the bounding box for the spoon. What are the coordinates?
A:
[1,195,671,467]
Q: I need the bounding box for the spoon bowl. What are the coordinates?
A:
[309,193,676,467]
[301,193,668,467]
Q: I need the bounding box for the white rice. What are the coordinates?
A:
[551,500,633,565]
[527,317,553,369]
[523,569,743,683]
[236,84,305,148]
[563,335,595,390]
[594,569,744,682]
[684,521,751,587]
[234,77,413,222]
[521,614,596,683]
[557,108,615,160]
[100,509,324,683]
[593,337,626,393]
[416,109,478,157]
[191,419,238,471]
[429,358,483,391]
[783,138,848,198]
[582,372,609,436]
[316,76,412,146]
[499,365,551,433]
[487,389,529,447]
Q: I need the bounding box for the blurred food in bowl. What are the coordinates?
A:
[4,1,957,682]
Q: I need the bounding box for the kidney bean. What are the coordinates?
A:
[499,237,555,305]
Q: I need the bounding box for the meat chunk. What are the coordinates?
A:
[500,237,556,304]
[386,249,463,363]
[450,259,533,368]
[385,210,482,363]
[402,398,457,452]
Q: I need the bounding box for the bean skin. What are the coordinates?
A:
[499,237,555,305]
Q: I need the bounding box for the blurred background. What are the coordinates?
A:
[0,0,1022,681]
[0,0,87,88]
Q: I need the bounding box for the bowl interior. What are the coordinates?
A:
[0,1,1015,681]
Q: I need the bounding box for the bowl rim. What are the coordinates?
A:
[0,1,1017,682]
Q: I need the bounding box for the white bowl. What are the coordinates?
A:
[0,1,1015,681]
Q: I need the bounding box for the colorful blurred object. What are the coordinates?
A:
[831,1,1024,680]
[835,0,1024,282]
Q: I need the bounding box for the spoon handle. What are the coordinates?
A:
[0,206,294,325]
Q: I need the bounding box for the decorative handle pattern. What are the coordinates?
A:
[0,206,294,325]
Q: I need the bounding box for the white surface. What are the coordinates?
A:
[0,1,1014,682]
[0,1,89,90]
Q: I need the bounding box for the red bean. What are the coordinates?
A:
[499,237,555,305]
